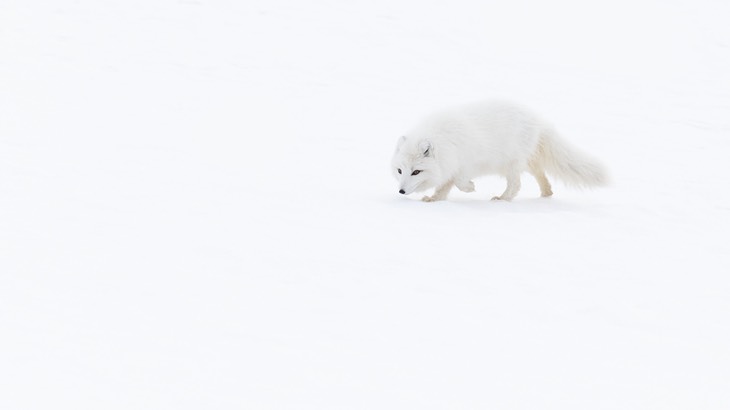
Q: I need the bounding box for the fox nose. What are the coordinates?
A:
[399,189,406,194]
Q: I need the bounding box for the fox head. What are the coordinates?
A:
[391,136,442,195]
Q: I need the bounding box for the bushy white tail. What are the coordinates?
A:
[538,128,608,188]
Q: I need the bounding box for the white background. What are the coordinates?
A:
[1,0,729,408]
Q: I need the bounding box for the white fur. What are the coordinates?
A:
[391,100,608,201]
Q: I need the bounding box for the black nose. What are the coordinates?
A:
[399,189,406,194]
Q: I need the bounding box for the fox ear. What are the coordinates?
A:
[419,140,432,157]
[395,136,406,151]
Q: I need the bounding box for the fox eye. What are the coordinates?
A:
[411,170,421,176]
[397,168,402,174]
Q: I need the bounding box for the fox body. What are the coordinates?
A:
[391,101,607,201]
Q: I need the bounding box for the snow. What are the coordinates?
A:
[1,0,729,408]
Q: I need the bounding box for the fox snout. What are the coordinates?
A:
[399,189,406,194]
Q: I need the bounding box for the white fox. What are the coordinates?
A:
[391,101,608,202]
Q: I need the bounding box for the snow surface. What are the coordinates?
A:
[2,0,730,409]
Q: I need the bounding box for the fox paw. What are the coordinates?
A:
[456,180,475,193]
[491,195,512,201]
[422,195,439,202]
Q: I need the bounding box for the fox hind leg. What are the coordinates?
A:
[529,164,553,197]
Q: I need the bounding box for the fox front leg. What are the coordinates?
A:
[492,170,521,201]
[455,179,475,193]
[422,180,454,202]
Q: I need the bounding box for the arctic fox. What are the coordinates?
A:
[391,101,608,202]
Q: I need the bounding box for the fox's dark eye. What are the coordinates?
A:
[397,168,402,174]
[411,170,421,176]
